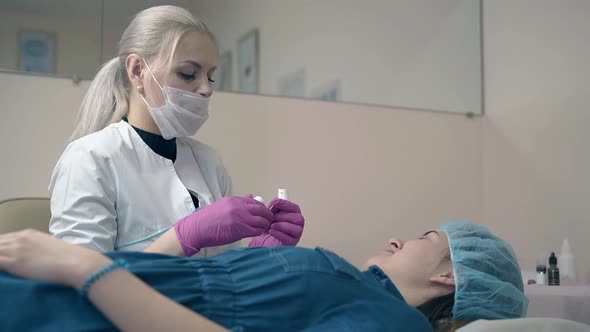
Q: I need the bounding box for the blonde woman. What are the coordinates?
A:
[49,6,304,256]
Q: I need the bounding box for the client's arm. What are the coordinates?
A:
[0,229,228,332]
[144,227,184,256]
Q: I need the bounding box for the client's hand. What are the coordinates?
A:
[0,229,110,288]
[174,196,274,256]
[249,198,305,247]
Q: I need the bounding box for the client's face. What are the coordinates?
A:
[364,230,453,289]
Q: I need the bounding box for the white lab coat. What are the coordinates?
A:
[49,120,236,256]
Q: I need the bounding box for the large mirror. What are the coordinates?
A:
[193,0,483,114]
[0,0,103,81]
[0,0,483,115]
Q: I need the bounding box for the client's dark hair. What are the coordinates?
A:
[417,293,471,332]
[417,292,454,325]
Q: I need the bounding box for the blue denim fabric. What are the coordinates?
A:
[0,247,432,332]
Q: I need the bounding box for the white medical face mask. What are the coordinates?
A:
[138,59,209,139]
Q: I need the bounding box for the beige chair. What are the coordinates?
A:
[0,197,51,233]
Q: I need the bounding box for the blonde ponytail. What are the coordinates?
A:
[69,57,128,142]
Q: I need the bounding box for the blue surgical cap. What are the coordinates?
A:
[438,221,528,321]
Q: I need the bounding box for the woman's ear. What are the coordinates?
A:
[125,54,143,86]
[430,271,455,289]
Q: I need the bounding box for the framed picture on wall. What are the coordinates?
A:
[212,51,231,92]
[237,29,258,93]
[18,30,56,74]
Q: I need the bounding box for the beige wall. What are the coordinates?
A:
[199,93,482,267]
[483,0,590,281]
[0,72,481,269]
[0,73,89,199]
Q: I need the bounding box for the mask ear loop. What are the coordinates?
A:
[138,57,166,109]
[141,58,165,90]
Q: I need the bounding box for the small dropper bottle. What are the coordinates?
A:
[547,252,560,286]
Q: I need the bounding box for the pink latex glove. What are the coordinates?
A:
[174,196,274,256]
[249,198,305,247]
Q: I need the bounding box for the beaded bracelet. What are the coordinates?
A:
[80,259,129,299]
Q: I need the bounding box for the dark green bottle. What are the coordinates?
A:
[548,252,560,286]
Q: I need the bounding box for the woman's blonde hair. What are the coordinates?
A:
[69,5,215,142]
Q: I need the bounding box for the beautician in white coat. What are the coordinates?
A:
[49,6,304,257]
